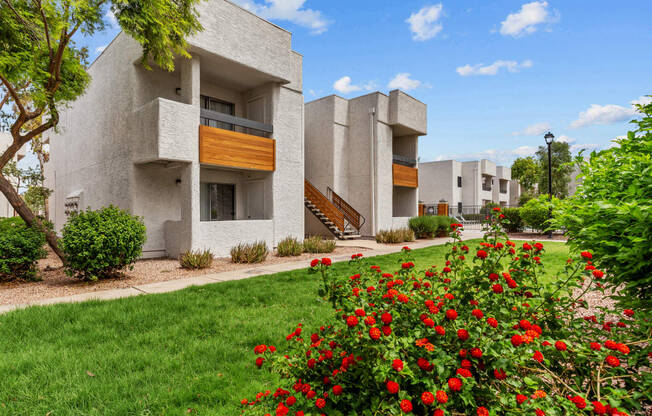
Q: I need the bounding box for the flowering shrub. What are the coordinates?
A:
[241,209,652,415]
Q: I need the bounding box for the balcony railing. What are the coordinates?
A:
[482,184,492,191]
[392,163,418,188]
[200,108,273,138]
[392,154,417,167]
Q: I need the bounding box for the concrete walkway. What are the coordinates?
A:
[0,231,486,314]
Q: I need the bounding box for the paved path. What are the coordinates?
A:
[0,231,486,314]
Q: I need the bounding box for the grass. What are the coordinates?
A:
[0,239,569,415]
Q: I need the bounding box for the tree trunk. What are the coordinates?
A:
[0,172,64,261]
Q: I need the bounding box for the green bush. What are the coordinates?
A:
[501,207,523,233]
[179,249,213,269]
[375,228,415,244]
[61,206,146,280]
[0,217,46,280]
[277,236,303,257]
[230,241,269,263]
[408,215,453,238]
[519,195,559,233]
[555,98,652,308]
[302,236,336,254]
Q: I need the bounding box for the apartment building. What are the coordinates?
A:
[304,90,427,238]
[45,0,304,257]
[0,132,26,217]
[418,159,512,214]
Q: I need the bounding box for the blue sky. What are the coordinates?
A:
[24,0,652,168]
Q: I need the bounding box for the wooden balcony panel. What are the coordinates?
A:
[199,125,275,171]
[393,163,418,188]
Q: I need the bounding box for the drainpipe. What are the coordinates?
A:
[369,107,377,235]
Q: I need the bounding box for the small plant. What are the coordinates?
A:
[230,241,269,263]
[179,249,213,269]
[501,207,523,233]
[277,236,303,257]
[408,216,454,238]
[0,217,46,280]
[520,195,559,233]
[61,205,147,281]
[375,228,415,244]
[302,236,336,254]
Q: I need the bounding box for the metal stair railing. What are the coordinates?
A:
[327,187,365,232]
[305,180,345,233]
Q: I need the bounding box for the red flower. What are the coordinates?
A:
[494,368,507,380]
[315,398,325,409]
[456,368,472,378]
[457,329,469,341]
[487,317,498,328]
[590,342,601,351]
[477,407,489,416]
[392,359,404,372]
[470,347,482,358]
[400,399,413,413]
[555,341,567,351]
[254,344,267,354]
[382,325,392,336]
[592,270,604,279]
[421,391,435,406]
[511,334,523,347]
[255,357,264,367]
[472,309,484,319]
[286,396,296,406]
[623,309,634,317]
[592,401,606,414]
[570,396,586,409]
[477,250,488,259]
[354,308,366,317]
[321,258,331,266]
[519,319,531,330]
[346,316,359,327]
[364,315,376,326]
[448,377,463,392]
[332,385,342,396]
[369,327,381,340]
[532,350,544,363]
[535,409,545,416]
[435,325,446,335]
[605,355,620,367]
[489,273,499,281]
[435,390,448,404]
[442,267,452,273]
[523,243,532,250]
[516,394,527,405]
[492,284,504,294]
[310,259,320,267]
[381,312,393,325]
[446,309,458,320]
[617,343,630,355]
[386,380,400,394]
[580,251,592,260]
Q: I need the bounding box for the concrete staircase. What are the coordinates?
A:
[304,197,361,240]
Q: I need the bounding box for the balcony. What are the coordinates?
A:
[199,108,275,172]
[393,163,418,188]
[392,154,417,167]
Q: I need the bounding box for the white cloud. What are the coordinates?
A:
[499,1,558,37]
[231,0,330,34]
[95,45,107,54]
[406,4,444,41]
[631,96,652,106]
[333,76,362,94]
[363,81,379,91]
[105,9,118,29]
[388,73,424,91]
[512,121,551,136]
[570,104,636,128]
[556,134,575,144]
[431,145,537,165]
[456,60,532,76]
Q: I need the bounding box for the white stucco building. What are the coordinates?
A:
[418,159,512,214]
[304,91,427,238]
[0,132,26,218]
[45,0,304,257]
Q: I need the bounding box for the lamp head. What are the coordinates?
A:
[544,132,554,145]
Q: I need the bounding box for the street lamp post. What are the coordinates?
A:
[544,132,554,239]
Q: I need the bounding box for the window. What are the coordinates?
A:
[200,95,235,131]
[200,183,235,221]
[457,202,463,214]
[457,176,462,187]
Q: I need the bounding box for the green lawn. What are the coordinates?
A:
[0,239,569,415]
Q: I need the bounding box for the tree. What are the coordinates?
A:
[0,0,202,260]
[555,98,652,309]
[511,156,538,193]
[535,141,573,198]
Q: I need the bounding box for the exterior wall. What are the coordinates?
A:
[509,180,522,206]
[418,160,457,206]
[568,165,582,196]
[47,0,303,258]
[305,90,426,237]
